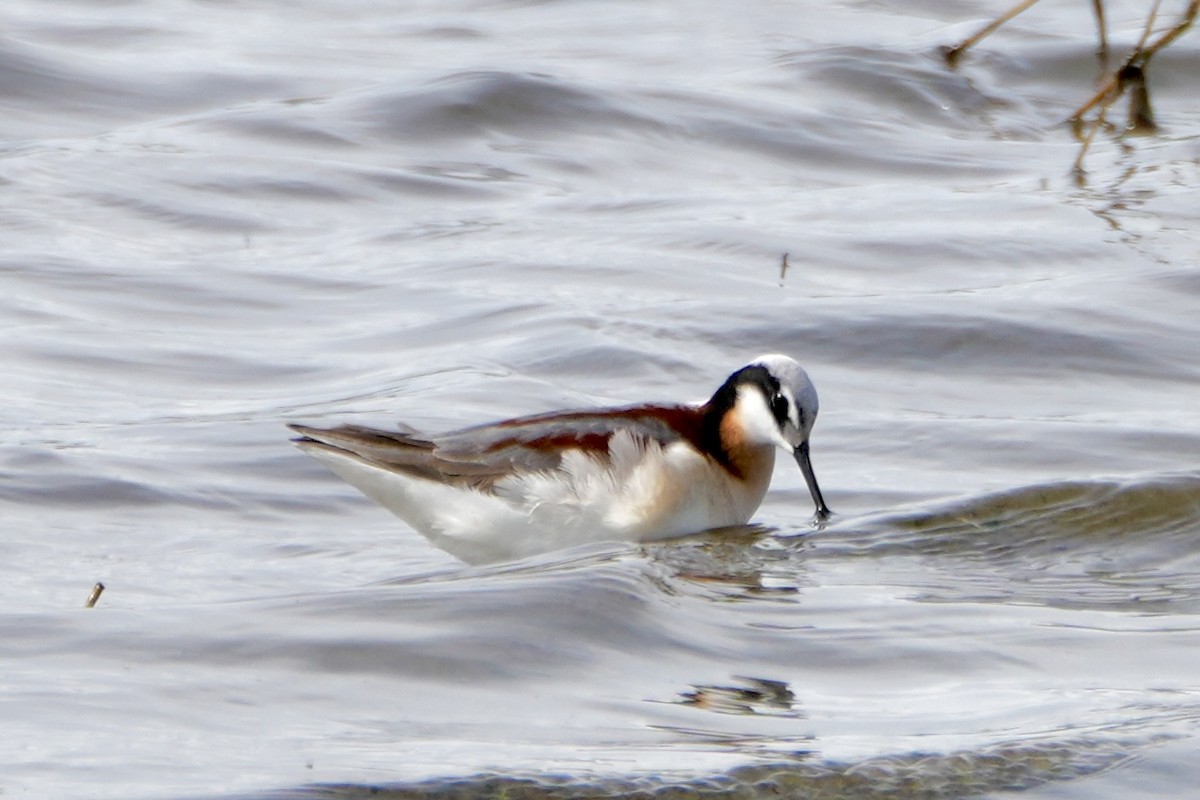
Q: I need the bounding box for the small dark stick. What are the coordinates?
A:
[1121,65,1155,134]
[942,0,1041,67]
[85,583,105,609]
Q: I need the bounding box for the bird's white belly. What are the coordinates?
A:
[501,435,774,544]
[307,431,775,564]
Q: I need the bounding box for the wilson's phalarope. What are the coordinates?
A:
[289,354,829,563]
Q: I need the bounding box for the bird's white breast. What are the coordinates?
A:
[497,430,775,543]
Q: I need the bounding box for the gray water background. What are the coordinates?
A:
[2,1,1200,798]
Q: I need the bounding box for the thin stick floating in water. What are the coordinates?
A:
[943,0,1198,173]
[942,0,1041,67]
[85,583,105,609]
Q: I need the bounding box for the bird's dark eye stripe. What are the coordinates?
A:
[726,366,791,427]
[770,391,789,425]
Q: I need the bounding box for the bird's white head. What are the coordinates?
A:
[714,354,829,518]
[745,354,818,447]
[727,354,818,449]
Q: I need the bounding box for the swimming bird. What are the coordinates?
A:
[289,354,829,563]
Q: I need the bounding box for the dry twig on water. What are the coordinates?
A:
[944,0,1110,66]
[943,0,1198,172]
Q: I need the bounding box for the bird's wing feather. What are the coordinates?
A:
[288,404,706,490]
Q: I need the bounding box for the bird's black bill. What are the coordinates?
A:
[793,441,830,520]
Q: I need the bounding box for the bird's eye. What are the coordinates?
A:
[770,392,789,424]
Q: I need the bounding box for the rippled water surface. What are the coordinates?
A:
[3,1,1200,798]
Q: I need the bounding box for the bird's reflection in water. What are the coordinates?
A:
[678,675,800,717]
[649,675,814,759]
[641,524,809,600]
